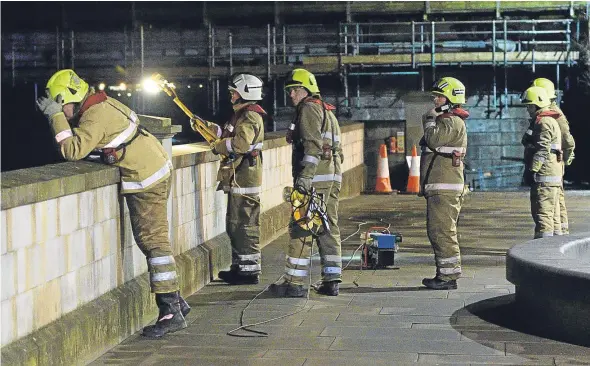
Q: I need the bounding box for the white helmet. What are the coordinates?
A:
[228,73,263,101]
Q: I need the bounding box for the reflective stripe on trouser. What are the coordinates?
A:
[285,184,342,285]
[557,185,569,234]
[531,184,559,239]
[227,192,261,275]
[426,194,462,281]
[125,178,179,293]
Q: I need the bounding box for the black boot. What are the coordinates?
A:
[218,267,259,285]
[142,292,187,338]
[422,277,457,290]
[179,295,191,317]
[268,281,306,297]
[316,281,340,296]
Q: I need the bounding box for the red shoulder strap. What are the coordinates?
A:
[246,104,267,115]
[535,111,560,124]
[79,91,107,115]
[304,97,336,111]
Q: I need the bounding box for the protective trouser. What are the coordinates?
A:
[227,193,261,275]
[125,178,179,293]
[553,164,569,235]
[531,184,559,239]
[284,184,342,285]
[426,194,463,281]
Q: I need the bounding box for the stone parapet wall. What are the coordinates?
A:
[0,121,365,364]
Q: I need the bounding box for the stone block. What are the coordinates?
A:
[466,119,500,132]
[499,118,529,132]
[478,146,502,160]
[182,166,197,196]
[34,199,58,245]
[94,186,118,224]
[66,229,90,272]
[15,290,33,339]
[77,262,98,305]
[8,204,33,251]
[1,299,14,347]
[60,271,78,314]
[78,190,95,229]
[1,211,6,255]
[501,132,522,144]
[33,278,61,330]
[469,132,502,146]
[1,252,16,301]
[58,194,79,236]
[502,145,524,158]
[43,237,67,282]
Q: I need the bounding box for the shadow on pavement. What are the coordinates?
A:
[454,294,590,348]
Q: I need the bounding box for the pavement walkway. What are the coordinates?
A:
[91,191,590,365]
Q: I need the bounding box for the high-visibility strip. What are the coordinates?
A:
[424,122,436,129]
[286,268,307,277]
[55,129,73,143]
[151,271,177,282]
[424,183,464,191]
[129,111,138,123]
[313,174,342,183]
[437,255,460,265]
[561,223,569,229]
[230,186,261,195]
[526,129,533,136]
[321,132,340,142]
[248,142,263,152]
[554,231,563,236]
[239,253,261,261]
[323,267,342,274]
[287,256,310,266]
[550,143,561,150]
[214,125,222,138]
[239,264,261,272]
[422,146,433,153]
[149,256,175,266]
[225,138,233,153]
[103,122,137,149]
[225,124,234,133]
[303,155,320,165]
[324,255,341,263]
[121,160,172,191]
[289,123,296,130]
[534,175,562,183]
[538,232,554,238]
[533,156,546,163]
[436,146,466,154]
[439,267,462,275]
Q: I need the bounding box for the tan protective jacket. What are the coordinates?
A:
[549,102,575,165]
[211,102,265,194]
[291,96,343,189]
[419,107,468,197]
[528,107,563,186]
[50,92,171,194]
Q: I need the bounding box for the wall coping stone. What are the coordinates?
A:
[1,121,363,210]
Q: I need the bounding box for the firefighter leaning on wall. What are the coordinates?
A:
[520,86,563,239]
[270,68,344,297]
[521,78,575,235]
[419,77,469,290]
[36,69,189,338]
[203,73,266,285]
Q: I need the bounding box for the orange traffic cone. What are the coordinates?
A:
[405,145,420,194]
[374,144,393,193]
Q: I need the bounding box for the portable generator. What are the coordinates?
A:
[361,227,403,269]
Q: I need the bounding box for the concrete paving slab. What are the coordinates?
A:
[90,192,590,366]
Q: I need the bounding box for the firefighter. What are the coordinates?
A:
[36,69,188,338]
[419,77,469,290]
[205,73,265,285]
[521,86,563,239]
[532,78,575,235]
[270,68,343,297]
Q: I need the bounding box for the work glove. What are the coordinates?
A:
[210,142,220,155]
[36,94,63,122]
[295,176,312,194]
[565,151,575,166]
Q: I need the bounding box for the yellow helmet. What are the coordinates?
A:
[532,78,556,99]
[46,69,89,104]
[431,77,466,105]
[284,68,319,94]
[521,86,550,108]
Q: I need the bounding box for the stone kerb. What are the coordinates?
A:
[506,232,590,346]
